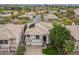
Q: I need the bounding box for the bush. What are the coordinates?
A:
[63,19,72,25]
[16,44,25,55]
[42,47,58,55]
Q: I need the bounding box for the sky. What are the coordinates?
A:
[0,0,79,4]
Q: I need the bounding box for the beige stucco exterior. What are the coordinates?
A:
[0,24,24,54]
[25,35,49,45]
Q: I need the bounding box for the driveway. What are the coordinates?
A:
[72,51,79,55]
[24,45,43,55]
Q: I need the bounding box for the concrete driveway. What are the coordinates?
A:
[72,51,79,55]
[24,45,43,55]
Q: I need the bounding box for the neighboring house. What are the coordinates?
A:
[36,10,48,14]
[49,10,57,14]
[18,12,36,20]
[11,19,20,24]
[74,8,79,18]
[0,24,24,54]
[13,11,18,15]
[0,11,13,18]
[25,22,53,45]
[60,10,67,13]
[43,14,59,22]
[1,11,18,15]
[18,13,27,18]
[19,12,36,17]
[2,11,12,13]
[66,24,79,52]
[0,12,11,18]
[27,12,36,16]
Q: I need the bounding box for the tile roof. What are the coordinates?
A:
[0,24,24,40]
[43,14,58,21]
[74,8,79,15]
[19,12,36,18]
[66,25,79,41]
[25,22,53,35]
[0,14,11,17]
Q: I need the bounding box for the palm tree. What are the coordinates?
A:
[63,40,75,54]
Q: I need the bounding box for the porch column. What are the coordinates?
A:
[31,35,34,45]
[8,40,11,53]
[46,35,49,44]
[40,35,43,45]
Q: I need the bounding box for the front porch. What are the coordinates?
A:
[25,35,49,46]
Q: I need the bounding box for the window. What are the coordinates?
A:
[0,40,8,44]
[36,35,39,39]
[4,40,8,44]
[27,35,30,37]
[0,40,4,44]
[76,46,79,49]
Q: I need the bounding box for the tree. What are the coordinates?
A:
[66,9,75,18]
[63,40,75,54]
[16,44,26,55]
[49,23,74,54]
[61,18,73,25]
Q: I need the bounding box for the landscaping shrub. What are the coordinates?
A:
[42,47,58,55]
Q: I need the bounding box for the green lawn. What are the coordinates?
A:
[42,47,58,55]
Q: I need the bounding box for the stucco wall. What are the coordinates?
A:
[75,40,79,51]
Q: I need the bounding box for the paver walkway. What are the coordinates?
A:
[24,45,43,55]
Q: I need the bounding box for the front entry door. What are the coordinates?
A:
[43,36,47,46]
